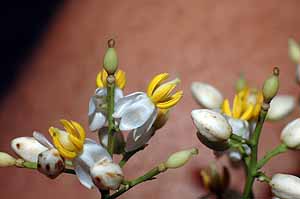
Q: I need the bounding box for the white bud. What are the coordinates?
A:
[90,158,123,190]
[267,95,295,121]
[281,118,300,149]
[37,149,65,179]
[165,148,198,169]
[191,82,223,109]
[191,109,232,143]
[11,137,48,162]
[289,38,300,64]
[270,173,300,199]
[0,152,16,167]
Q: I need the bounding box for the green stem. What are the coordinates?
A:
[242,104,268,199]
[107,75,116,156]
[17,160,76,175]
[119,145,147,168]
[105,165,166,199]
[256,144,288,170]
[230,134,252,146]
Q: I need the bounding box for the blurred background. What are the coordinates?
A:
[0,0,299,198]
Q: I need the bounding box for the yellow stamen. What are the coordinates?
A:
[146,73,169,97]
[222,99,232,117]
[96,69,126,89]
[232,95,242,119]
[151,80,178,103]
[240,104,254,120]
[252,92,263,118]
[200,170,211,190]
[156,91,183,109]
[115,70,126,89]
[49,120,86,159]
[49,127,77,159]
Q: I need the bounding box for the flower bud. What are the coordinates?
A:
[235,75,247,92]
[0,152,16,167]
[90,158,123,190]
[191,109,232,150]
[267,95,295,121]
[37,148,65,179]
[165,148,198,169]
[288,38,300,64]
[262,67,280,103]
[281,118,300,149]
[191,82,223,109]
[103,39,118,75]
[11,137,48,162]
[200,163,230,194]
[270,174,300,199]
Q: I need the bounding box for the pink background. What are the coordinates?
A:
[1,1,300,198]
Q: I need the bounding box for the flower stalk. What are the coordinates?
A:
[107,74,116,156]
[104,164,166,199]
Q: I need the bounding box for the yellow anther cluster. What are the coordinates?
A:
[96,69,126,89]
[147,73,183,109]
[222,88,263,121]
[49,120,86,159]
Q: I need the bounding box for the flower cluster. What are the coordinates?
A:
[191,74,295,163]
[191,66,300,199]
[0,39,197,199]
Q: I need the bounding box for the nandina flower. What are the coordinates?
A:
[113,73,183,145]
[88,69,126,131]
[48,119,118,189]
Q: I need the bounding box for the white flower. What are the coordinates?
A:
[267,95,295,121]
[191,82,223,109]
[48,120,115,189]
[113,73,183,143]
[270,173,300,199]
[88,69,126,132]
[281,118,300,149]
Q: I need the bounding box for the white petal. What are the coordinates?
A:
[191,82,223,109]
[95,87,107,96]
[74,161,94,189]
[226,117,250,139]
[267,95,295,120]
[133,109,157,141]
[119,96,155,131]
[126,128,155,152]
[89,112,106,132]
[88,97,96,116]
[77,139,111,168]
[33,131,53,149]
[113,92,146,118]
[114,88,124,102]
[11,137,48,162]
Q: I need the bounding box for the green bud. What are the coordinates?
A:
[165,148,198,169]
[262,67,280,103]
[235,74,247,92]
[288,38,300,64]
[0,152,16,167]
[103,39,118,75]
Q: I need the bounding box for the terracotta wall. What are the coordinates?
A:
[1,0,300,198]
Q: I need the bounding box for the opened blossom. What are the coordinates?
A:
[12,119,122,190]
[113,73,183,151]
[88,69,126,131]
